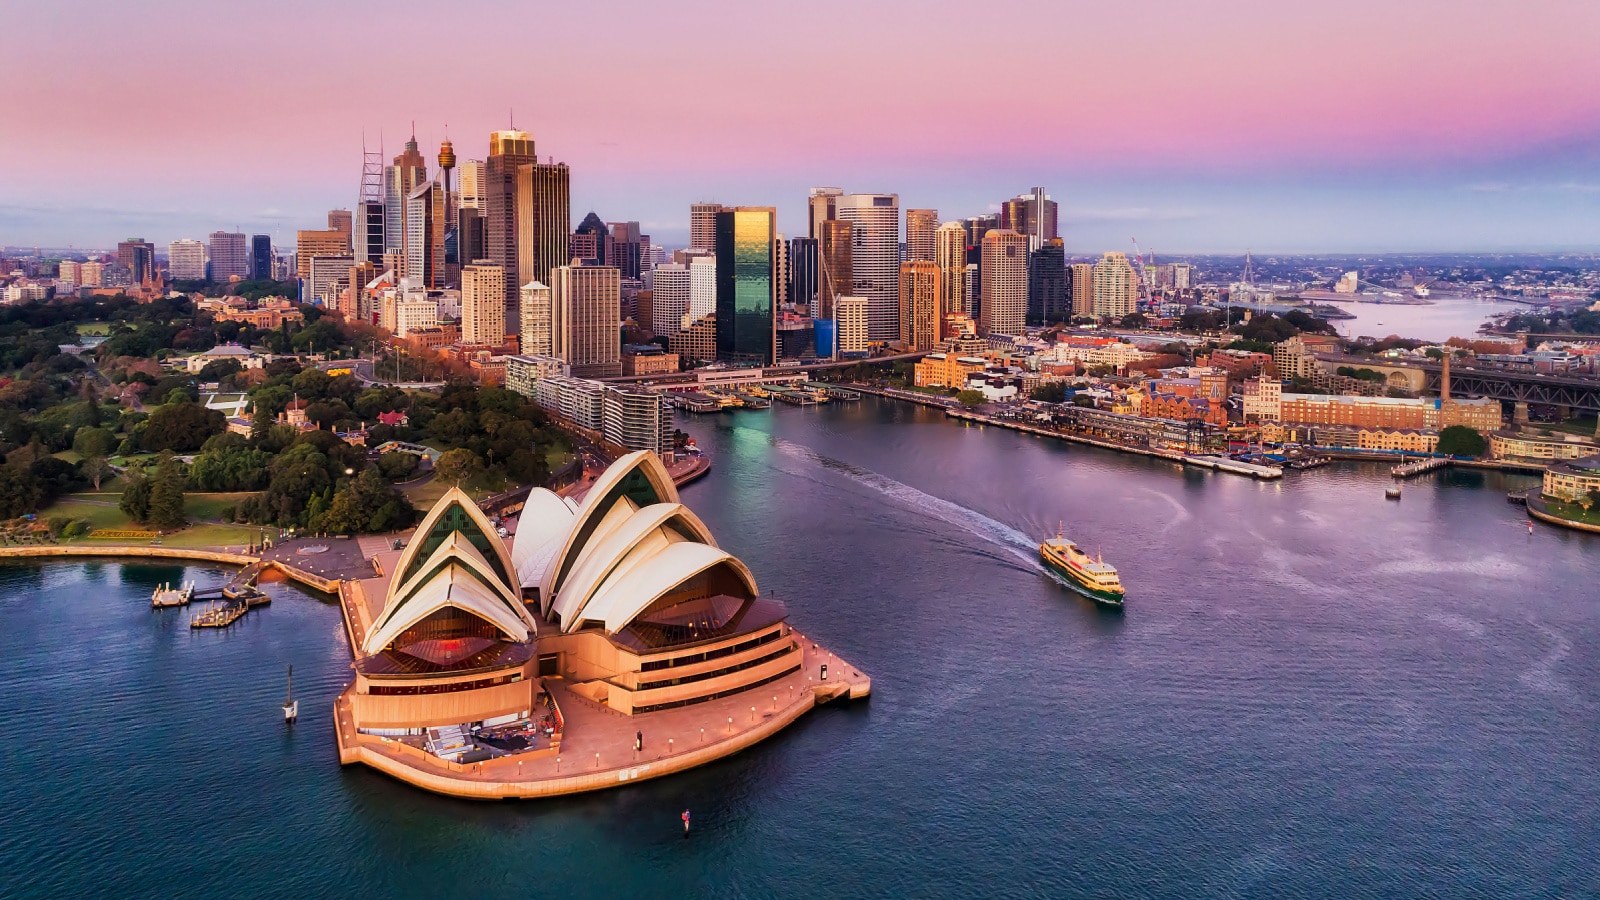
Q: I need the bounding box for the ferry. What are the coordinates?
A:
[1039,526,1124,607]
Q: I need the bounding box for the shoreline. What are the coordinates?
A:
[0,545,342,595]
[1526,495,1600,535]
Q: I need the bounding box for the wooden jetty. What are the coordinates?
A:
[1392,456,1450,478]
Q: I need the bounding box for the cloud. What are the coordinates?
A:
[1556,182,1600,193]
[1074,207,1212,223]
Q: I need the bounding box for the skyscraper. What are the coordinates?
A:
[514,159,571,328]
[1092,252,1138,319]
[817,219,852,321]
[999,187,1058,253]
[689,203,721,252]
[905,209,938,262]
[1028,238,1067,324]
[327,209,353,248]
[208,231,249,281]
[713,207,778,367]
[168,239,207,281]
[836,193,900,342]
[979,229,1027,336]
[298,229,348,280]
[405,181,445,288]
[788,237,818,314]
[650,263,689,337]
[807,187,843,241]
[688,256,716,320]
[459,160,485,211]
[898,259,940,350]
[461,262,507,346]
[1068,263,1094,317]
[354,200,385,265]
[772,233,790,308]
[551,264,622,377]
[934,221,967,318]
[485,129,538,324]
[608,221,645,279]
[117,239,153,285]
[250,235,272,280]
[519,281,552,356]
[571,212,610,265]
[386,135,427,258]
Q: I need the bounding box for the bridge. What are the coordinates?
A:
[597,351,931,387]
[1414,360,1600,414]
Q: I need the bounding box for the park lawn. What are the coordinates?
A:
[39,492,264,549]
[546,447,573,469]
[1543,499,1600,527]
[75,323,113,336]
[53,449,84,464]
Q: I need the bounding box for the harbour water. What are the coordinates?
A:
[2,399,1597,898]
[1320,294,1529,343]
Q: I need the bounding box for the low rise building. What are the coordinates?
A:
[620,344,680,377]
[914,352,987,389]
[1489,430,1599,463]
[505,354,571,398]
[1241,376,1282,423]
[1357,428,1439,454]
[1542,455,1600,502]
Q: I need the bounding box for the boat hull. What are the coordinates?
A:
[1039,546,1125,607]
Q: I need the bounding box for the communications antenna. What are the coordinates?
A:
[360,133,384,204]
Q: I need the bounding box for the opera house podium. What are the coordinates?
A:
[333,451,869,799]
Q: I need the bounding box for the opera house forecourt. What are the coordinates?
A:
[334,450,869,799]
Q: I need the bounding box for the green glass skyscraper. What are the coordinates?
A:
[714,207,777,367]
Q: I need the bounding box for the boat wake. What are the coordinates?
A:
[760,431,1041,570]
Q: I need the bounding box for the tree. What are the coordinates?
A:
[139,402,225,452]
[434,448,478,485]
[1436,425,1487,458]
[1030,382,1068,404]
[148,457,187,529]
[376,451,419,481]
[72,426,118,458]
[119,470,152,523]
[955,390,985,409]
[81,455,112,491]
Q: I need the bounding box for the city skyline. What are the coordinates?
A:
[5,0,1600,252]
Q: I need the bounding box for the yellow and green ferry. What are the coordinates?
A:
[1040,525,1125,608]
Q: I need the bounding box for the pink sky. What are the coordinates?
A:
[5,0,1599,250]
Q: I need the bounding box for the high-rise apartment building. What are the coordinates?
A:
[836,297,868,355]
[461,262,507,346]
[650,263,689,336]
[713,207,778,367]
[999,187,1058,253]
[934,221,967,318]
[519,281,553,357]
[1028,238,1067,324]
[689,203,722,252]
[118,239,154,285]
[514,159,571,328]
[836,193,900,342]
[207,232,249,281]
[168,240,207,281]
[979,229,1028,336]
[688,256,717,320]
[817,219,851,320]
[485,129,537,326]
[905,209,938,262]
[251,235,273,281]
[79,260,104,287]
[788,237,818,313]
[296,229,348,280]
[1068,262,1094,318]
[807,187,843,241]
[1092,252,1138,319]
[405,181,446,288]
[57,260,80,288]
[898,260,941,350]
[963,264,979,318]
[551,264,622,378]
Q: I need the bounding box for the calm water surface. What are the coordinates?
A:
[1321,294,1526,343]
[2,398,1596,899]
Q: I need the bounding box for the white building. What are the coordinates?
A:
[835,192,900,342]
[520,281,553,357]
[1092,252,1138,319]
[688,256,716,321]
[650,263,689,337]
[168,239,208,281]
[836,296,869,355]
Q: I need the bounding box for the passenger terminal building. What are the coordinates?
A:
[334,451,867,797]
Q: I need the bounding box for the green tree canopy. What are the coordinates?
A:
[1436,425,1487,457]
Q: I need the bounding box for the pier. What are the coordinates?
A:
[1392,457,1452,478]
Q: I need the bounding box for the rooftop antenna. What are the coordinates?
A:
[509,107,515,129]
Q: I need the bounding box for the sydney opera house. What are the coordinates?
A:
[333,451,868,798]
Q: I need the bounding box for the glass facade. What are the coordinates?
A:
[714,208,776,366]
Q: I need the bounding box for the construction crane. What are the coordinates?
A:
[1130,238,1155,312]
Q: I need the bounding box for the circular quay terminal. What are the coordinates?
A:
[335,451,868,797]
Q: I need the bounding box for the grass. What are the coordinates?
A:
[1541,498,1600,527]
[75,323,113,336]
[37,492,265,550]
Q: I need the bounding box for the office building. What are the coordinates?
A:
[485,129,537,320]
[296,229,348,280]
[836,193,900,342]
[807,187,843,240]
[208,231,249,280]
[79,260,103,287]
[168,240,207,281]
[309,254,354,306]
[551,264,622,377]
[1092,252,1138,319]
[250,235,273,281]
[689,202,722,252]
[650,263,689,337]
[905,209,938,262]
[118,238,155,285]
[713,207,778,367]
[57,260,80,288]
[836,297,868,355]
[1068,263,1094,317]
[978,229,1027,336]
[608,221,646,279]
[999,187,1058,253]
[519,281,553,356]
[341,261,376,321]
[327,209,353,247]
[571,212,609,265]
[354,200,385,265]
[773,234,790,308]
[688,255,716,319]
[898,260,940,350]
[789,236,817,313]
[514,159,571,327]
[963,264,979,317]
[461,262,507,346]
[405,181,446,288]
[459,160,485,210]
[385,135,428,257]
[1028,238,1067,324]
[670,314,717,366]
[935,221,967,318]
[817,219,851,320]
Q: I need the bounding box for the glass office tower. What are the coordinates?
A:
[714,207,777,367]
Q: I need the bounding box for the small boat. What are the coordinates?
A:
[1385,486,1402,500]
[151,580,194,608]
[283,665,298,723]
[1039,524,1125,608]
